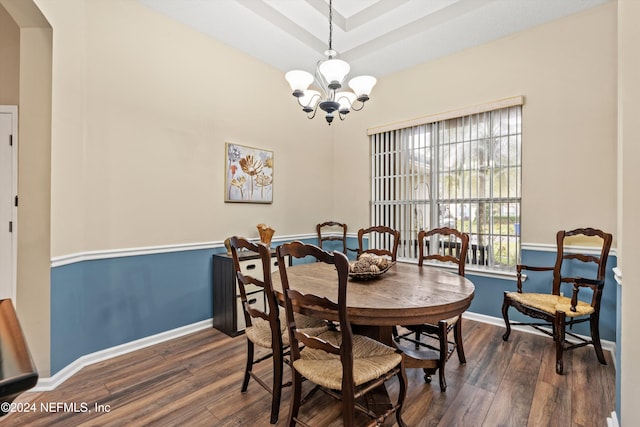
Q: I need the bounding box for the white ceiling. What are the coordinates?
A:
[139,0,610,78]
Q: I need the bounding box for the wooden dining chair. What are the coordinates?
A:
[228,236,327,424]
[0,299,38,416]
[316,221,347,253]
[502,228,612,374]
[395,227,470,392]
[316,221,358,256]
[357,225,400,261]
[276,241,408,427]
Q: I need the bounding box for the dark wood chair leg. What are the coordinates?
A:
[341,393,356,427]
[438,320,447,392]
[288,370,303,427]
[555,312,565,375]
[270,348,283,424]
[501,294,512,341]
[242,340,254,392]
[454,320,466,364]
[392,325,400,342]
[590,313,607,365]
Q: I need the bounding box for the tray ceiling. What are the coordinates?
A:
[139,0,610,77]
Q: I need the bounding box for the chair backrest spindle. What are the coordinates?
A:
[357,226,400,261]
[418,227,469,276]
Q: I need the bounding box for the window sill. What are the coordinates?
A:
[397,259,520,281]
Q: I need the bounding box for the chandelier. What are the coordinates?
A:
[285,0,376,125]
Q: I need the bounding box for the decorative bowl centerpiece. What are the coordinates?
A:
[348,253,395,280]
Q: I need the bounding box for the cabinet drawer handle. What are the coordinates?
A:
[247,298,257,305]
[245,264,256,270]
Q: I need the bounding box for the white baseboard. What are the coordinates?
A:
[33,318,213,391]
[33,312,616,391]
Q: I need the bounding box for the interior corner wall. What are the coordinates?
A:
[333,2,617,247]
[0,0,53,377]
[0,5,19,104]
[618,0,640,424]
[17,24,52,378]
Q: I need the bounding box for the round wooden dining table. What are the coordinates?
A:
[271,260,475,365]
[272,260,474,328]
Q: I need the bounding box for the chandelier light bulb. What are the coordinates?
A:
[285,70,314,97]
[318,59,350,89]
[299,90,321,112]
[348,75,377,101]
[335,92,356,114]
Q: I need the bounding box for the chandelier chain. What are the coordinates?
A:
[328,0,333,51]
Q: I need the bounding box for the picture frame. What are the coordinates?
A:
[225,142,273,203]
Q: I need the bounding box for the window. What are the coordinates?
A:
[370,102,522,270]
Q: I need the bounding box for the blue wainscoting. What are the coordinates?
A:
[50,240,617,376]
[50,248,225,374]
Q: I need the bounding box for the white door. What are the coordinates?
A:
[0,107,17,301]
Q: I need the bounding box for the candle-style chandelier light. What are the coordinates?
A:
[285,0,376,125]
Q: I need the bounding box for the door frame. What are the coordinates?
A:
[0,105,18,302]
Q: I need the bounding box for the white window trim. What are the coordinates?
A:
[367,96,524,135]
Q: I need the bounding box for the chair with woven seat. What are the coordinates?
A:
[276,241,408,427]
[501,227,613,374]
[228,236,328,424]
[395,227,469,391]
[316,221,357,257]
[317,221,347,253]
[357,225,400,261]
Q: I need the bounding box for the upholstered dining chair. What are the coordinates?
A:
[395,227,470,391]
[228,236,327,424]
[276,241,408,427]
[357,225,400,261]
[502,228,612,374]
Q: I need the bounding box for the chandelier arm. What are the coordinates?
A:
[296,92,321,109]
[350,99,366,112]
[314,64,331,99]
[306,102,320,120]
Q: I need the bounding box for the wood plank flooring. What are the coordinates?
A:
[2,319,615,426]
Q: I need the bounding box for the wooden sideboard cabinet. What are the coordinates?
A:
[212,250,286,337]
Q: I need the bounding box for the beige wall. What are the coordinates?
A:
[16,25,52,378]
[0,5,19,104]
[0,0,52,376]
[618,0,639,424]
[34,0,336,257]
[335,3,617,246]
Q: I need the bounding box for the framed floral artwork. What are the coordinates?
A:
[225,142,273,203]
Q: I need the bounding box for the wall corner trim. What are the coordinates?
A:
[613,267,622,286]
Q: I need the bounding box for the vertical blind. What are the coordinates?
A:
[370,102,522,269]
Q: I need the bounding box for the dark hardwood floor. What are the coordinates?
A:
[3,319,615,426]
